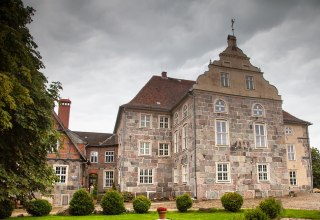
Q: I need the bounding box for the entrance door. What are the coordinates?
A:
[89,173,98,187]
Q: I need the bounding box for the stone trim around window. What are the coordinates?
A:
[53,165,68,185]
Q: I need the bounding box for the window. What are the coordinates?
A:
[285,127,293,135]
[220,72,230,87]
[159,116,169,128]
[173,169,179,183]
[182,165,188,183]
[216,163,230,182]
[174,112,179,125]
[105,151,114,163]
[183,105,188,118]
[55,165,68,184]
[159,143,169,156]
[140,142,151,155]
[257,164,269,181]
[246,76,255,90]
[287,145,295,160]
[215,99,226,113]
[252,104,264,116]
[255,123,266,148]
[174,131,178,153]
[216,120,229,146]
[182,124,187,150]
[139,169,153,184]
[289,170,297,186]
[104,171,114,187]
[90,151,98,163]
[140,114,151,128]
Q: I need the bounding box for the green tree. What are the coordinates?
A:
[0,0,62,203]
[311,147,320,188]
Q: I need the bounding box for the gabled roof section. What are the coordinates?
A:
[123,75,195,111]
[283,110,312,125]
[74,131,115,146]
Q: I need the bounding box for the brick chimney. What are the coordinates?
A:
[227,35,237,47]
[58,99,71,129]
[161,71,167,79]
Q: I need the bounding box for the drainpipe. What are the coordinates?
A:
[306,125,313,191]
[120,109,127,192]
[192,92,198,199]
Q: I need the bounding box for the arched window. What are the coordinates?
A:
[252,104,264,116]
[183,105,188,118]
[215,99,226,113]
[174,112,179,125]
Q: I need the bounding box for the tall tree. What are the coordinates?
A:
[0,0,62,202]
[311,147,320,188]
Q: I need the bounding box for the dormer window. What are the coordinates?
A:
[220,73,230,87]
[215,99,227,113]
[252,104,264,116]
[246,76,255,90]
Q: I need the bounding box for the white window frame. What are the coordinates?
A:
[140,114,151,128]
[257,164,269,182]
[214,99,227,113]
[173,168,179,184]
[215,119,229,146]
[174,130,178,153]
[90,151,98,163]
[220,72,230,87]
[246,75,255,90]
[174,112,179,125]
[182,164,188,183]
[105,151,114,163]
[252,103,264,117]
[104,170,114,187]
[182,104,188,118]
[216,162,231,183]
[54,165,68,184]
[182,124,187,150]
[139,168,153,184]
[254,123,267,148]
[139,142,151,156]
[289,170,297,186]
[158,143,170,156]
[287,144,295,161]
[285,127,293,135]
[159,115,170,129]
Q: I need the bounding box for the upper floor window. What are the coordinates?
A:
[182,164,188,183]
[255,123,266,148]
[287,144,295,160]
[252,104,264,116]
[216,163,230,183]
[182,124,187,150]
[139,169,153,184]
[90,151,98,163]
[159,116,169,128]
[104,171,114,187]
[55,165,68,184]
[183,105,188,118]
[246,76,255,90]
[289,170,297,186]
[105,151,114,163]
[140,114,151,128]
[174,112,179,125]
[285,127,293,135]
[174,131,178,153]
[159,143,169,156]
[216,120,229,146]
[220,72,230,87]
[257,164,269,181]
[215,99,227,113]
[139,142,151,156]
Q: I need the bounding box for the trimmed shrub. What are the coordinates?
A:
[133,195,151,213]
[26,199,52,216]
[122,191,134,202]
[0,200,14,219]
[101,190,125,215]
[176,194,193,212]
[244,208,269,220]
[69,189,94,216]
[259,197,283,219]
[220,192,243,212]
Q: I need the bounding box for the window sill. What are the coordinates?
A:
[216,181,231,184]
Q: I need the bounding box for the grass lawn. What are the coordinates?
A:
[10,209,320,220]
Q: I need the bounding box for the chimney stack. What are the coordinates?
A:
[227,35,237,47]
[161,71,167,78]
[58,99,71,129]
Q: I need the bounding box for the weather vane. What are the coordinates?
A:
[231,18,235,36]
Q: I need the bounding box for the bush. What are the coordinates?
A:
[0,200,14,219]
[26,199,52,216]
[122,191,134,202]
[244,208,269,220]
[259,197,283,219]
[133,195,151,213]
[101,190,125,215]
[176,194,193,212]
[69,189,94,216]
[220,192,243,212]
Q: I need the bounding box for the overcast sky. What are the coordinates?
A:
[23,0,320,148]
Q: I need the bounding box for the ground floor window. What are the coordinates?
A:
[257,164,269,181]
[104,171,114,187]
[139,169,153,184]
[54,165,68,184]
[216,162,230,183]
[289,170,297,186]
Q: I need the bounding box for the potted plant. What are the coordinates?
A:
[157,207,167,219]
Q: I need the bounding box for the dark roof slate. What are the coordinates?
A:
[73,131,115,146]
[282,110,311,125]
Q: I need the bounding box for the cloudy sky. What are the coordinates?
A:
[23,0,320,148]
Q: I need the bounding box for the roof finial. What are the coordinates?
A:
[231,18,235,36]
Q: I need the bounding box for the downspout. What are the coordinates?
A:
[192,92,198,199]
[121,109,127,192]
[306,125,313,191]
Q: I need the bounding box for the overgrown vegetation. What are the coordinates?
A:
[132,195,151,213]
[311,147,320,188]
[176,193,193,212]
[69,189,94,216]
[0,200,14,219]
[25,199,52,217]
[221,192,243,212]
[101,190,125,215]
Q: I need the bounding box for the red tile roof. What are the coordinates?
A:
[282,110,311,125]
